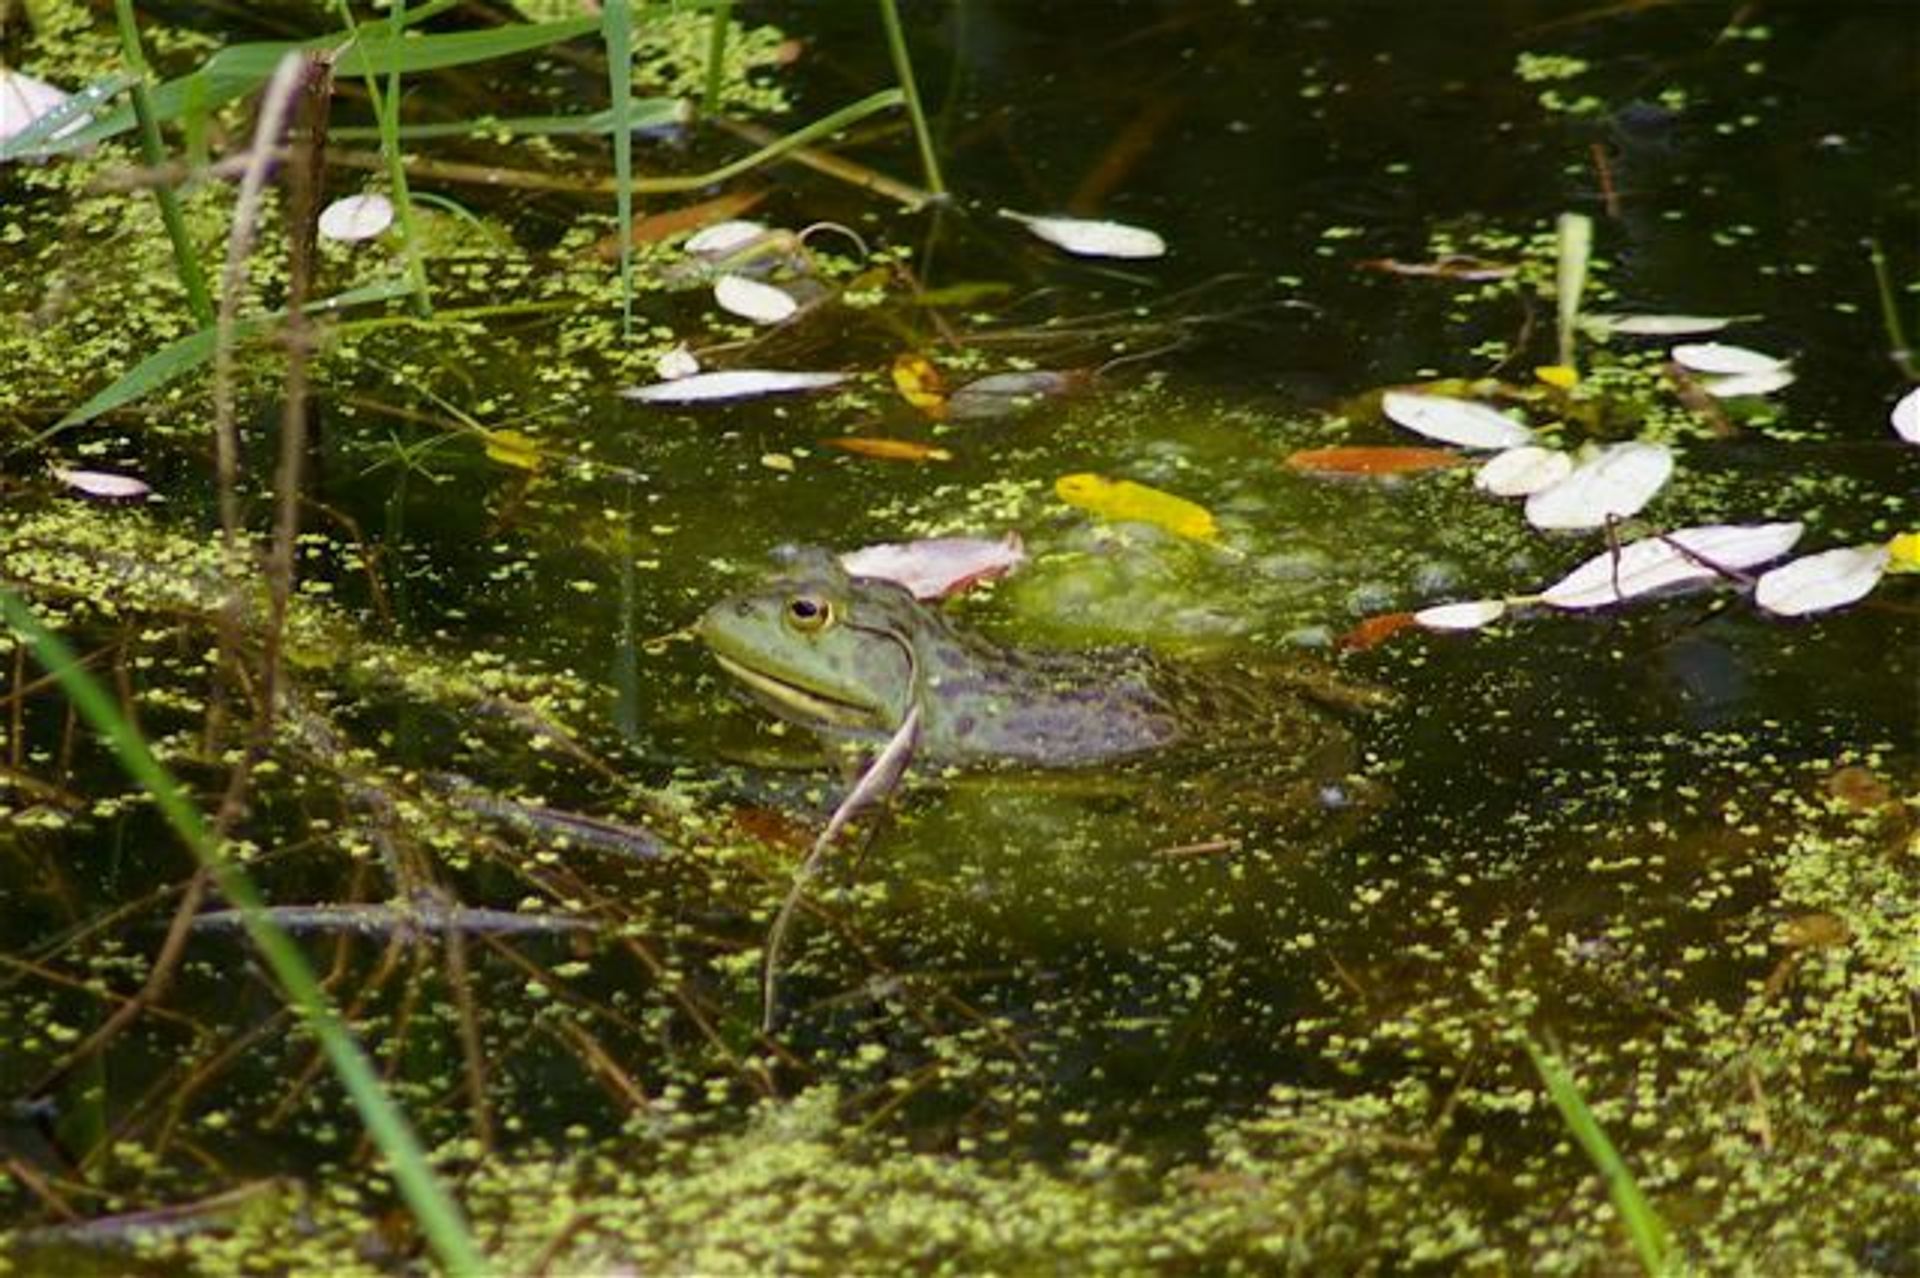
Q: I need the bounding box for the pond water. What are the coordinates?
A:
[1,1,1916,1272]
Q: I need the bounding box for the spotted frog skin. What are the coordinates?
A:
[696,548,1356,771]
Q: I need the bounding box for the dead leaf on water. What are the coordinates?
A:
[1283,446,1469,477]
[821,436,952,463]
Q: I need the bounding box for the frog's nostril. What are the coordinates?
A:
[735,601,753,617]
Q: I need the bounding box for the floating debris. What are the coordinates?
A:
[1381,391,1533,449]
[1891,386,1919,443]
[1413,599,1506,631]
[946,370,1084,422]
[655,343,700,380]
[1754,544,1890,617]
[1284,446,1469,477]
[1475,446,1573,497]
[622,369,846,404]
[1524,442,1673,531]
[52,467,151,500]
[1055,473,1219,542]
[685,219,771,255]
[1541,522,1803,609]
[840,533,1026,599]
[999,209,1167,260]
[317,193,394,242]
[1587,313,1738,337]
[1670,342,1787,376]
[821,436,952,463]
[714,273,798,324]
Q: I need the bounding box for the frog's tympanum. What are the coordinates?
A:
[697,548,1375,779]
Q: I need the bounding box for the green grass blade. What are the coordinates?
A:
[326,98,682,141]
[700,0,733,115]
[1556,211,1593,371]
[876,0,945,197]
[603,0,636,337]
[0,73,135,162]
[633,88,905,195]
[52,277,418,431]
[1526,1037,1674,1275]
[112,0,215,328]
[39,10,595,157]
[0,590,489,1278]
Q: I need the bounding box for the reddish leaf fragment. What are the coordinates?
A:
[1284,446,1468,477]
[1336,611,1417,651]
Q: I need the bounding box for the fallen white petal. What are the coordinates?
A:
[840,533,1027,600]
[1754,544,1890,617]
[1000,209,1166,260]
[1475,445,1573,497]
[1381,391,1533,450]
[1700,367,1796,398]
[1524,442,1674,531]
[1413,599,1506,631]
[317,193,394,242]
[714,274,798,324]
[1589,314,1735,337]
[621,369,846,404]
[1542,521,1804,609]
[1892,386,1920,444]
[685,219,769,256]
[0,68,75,144]
[53,467,151,500]
[1670,342,1787,376]
[654,344,700,380]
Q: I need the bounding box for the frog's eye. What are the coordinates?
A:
[785,595,835,633]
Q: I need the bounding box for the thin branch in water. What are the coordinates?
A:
[762,704,921,1033]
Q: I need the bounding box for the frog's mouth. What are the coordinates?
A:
[711,653,889,732]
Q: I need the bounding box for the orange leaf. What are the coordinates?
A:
[590,188,768,260]
[1285,446,1468,476]
[891,352,949,420]
[1336,611,1417,651]
[822,436,953,463]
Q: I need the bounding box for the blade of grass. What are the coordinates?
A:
[0,589,488,1278]
[1866,237,1917,380]
[602,0,636,337]
[876,0,946,198]
[332,0,434,318]
[700,0,733,115]
[30,6,584,159]
[1555,211,1593,371]
[111,0,215,328]
[325,98,683,141]
[1526,1036,1674,1275]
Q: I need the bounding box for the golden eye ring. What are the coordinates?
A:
[785,596,834,633]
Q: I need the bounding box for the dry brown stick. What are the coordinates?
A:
[441,922,496,1153]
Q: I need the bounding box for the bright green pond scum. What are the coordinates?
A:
[1,1,1916,1273]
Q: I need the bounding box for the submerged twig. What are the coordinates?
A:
[762,704,921,1033]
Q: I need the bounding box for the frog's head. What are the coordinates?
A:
[696,547,922,736]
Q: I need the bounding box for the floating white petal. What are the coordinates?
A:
[621,369,846,404]
[1892,387,1920,444]
[53,467,151,500]
[317,193,394,242]
[1381,391,1533,450]
[1700,367,1796,399]
[713,274,798,324]
[654,344,700,380]
[1542,521,1803,610]
[1670,342,1786,376]
[1589,314,1735,337]
[1754,544,1890,617]
[1475,446,1572,497]
[0,68,75,144]
[685,219,769,256]
[840,533,1026,600]
[999,209,1166,260]
[1524,442,1674,531]
[1413,599,1506,631]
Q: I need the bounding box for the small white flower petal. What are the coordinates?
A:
[1524,442,1674,531]
[1700,367,1796,398]
[999,209,1166,259]
[1754,544,1890,617]
[1382,392,1534,450]
[1413,599,1507,631]
[685,220,769,256]
[621,369,846,404]
[713,274,798,325]
[1670,342,1787,376]
[1891,386,1920,444]
[1475,446,1573,497]
[654,344,701,381]
[317,193,394,242]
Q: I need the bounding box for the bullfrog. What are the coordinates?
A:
[696,548,1378,780]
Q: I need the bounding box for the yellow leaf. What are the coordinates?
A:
[1054,472,1219,542]
[890,353,949,420]
[1534,364,1579,390]
[1887,531,1920,574]
[483,429,543,472]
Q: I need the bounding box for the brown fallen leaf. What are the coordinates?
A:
[1336,611,1417,651]
[589,187,768,261]
[822,436,953,463]
[1285,445,1469,477]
